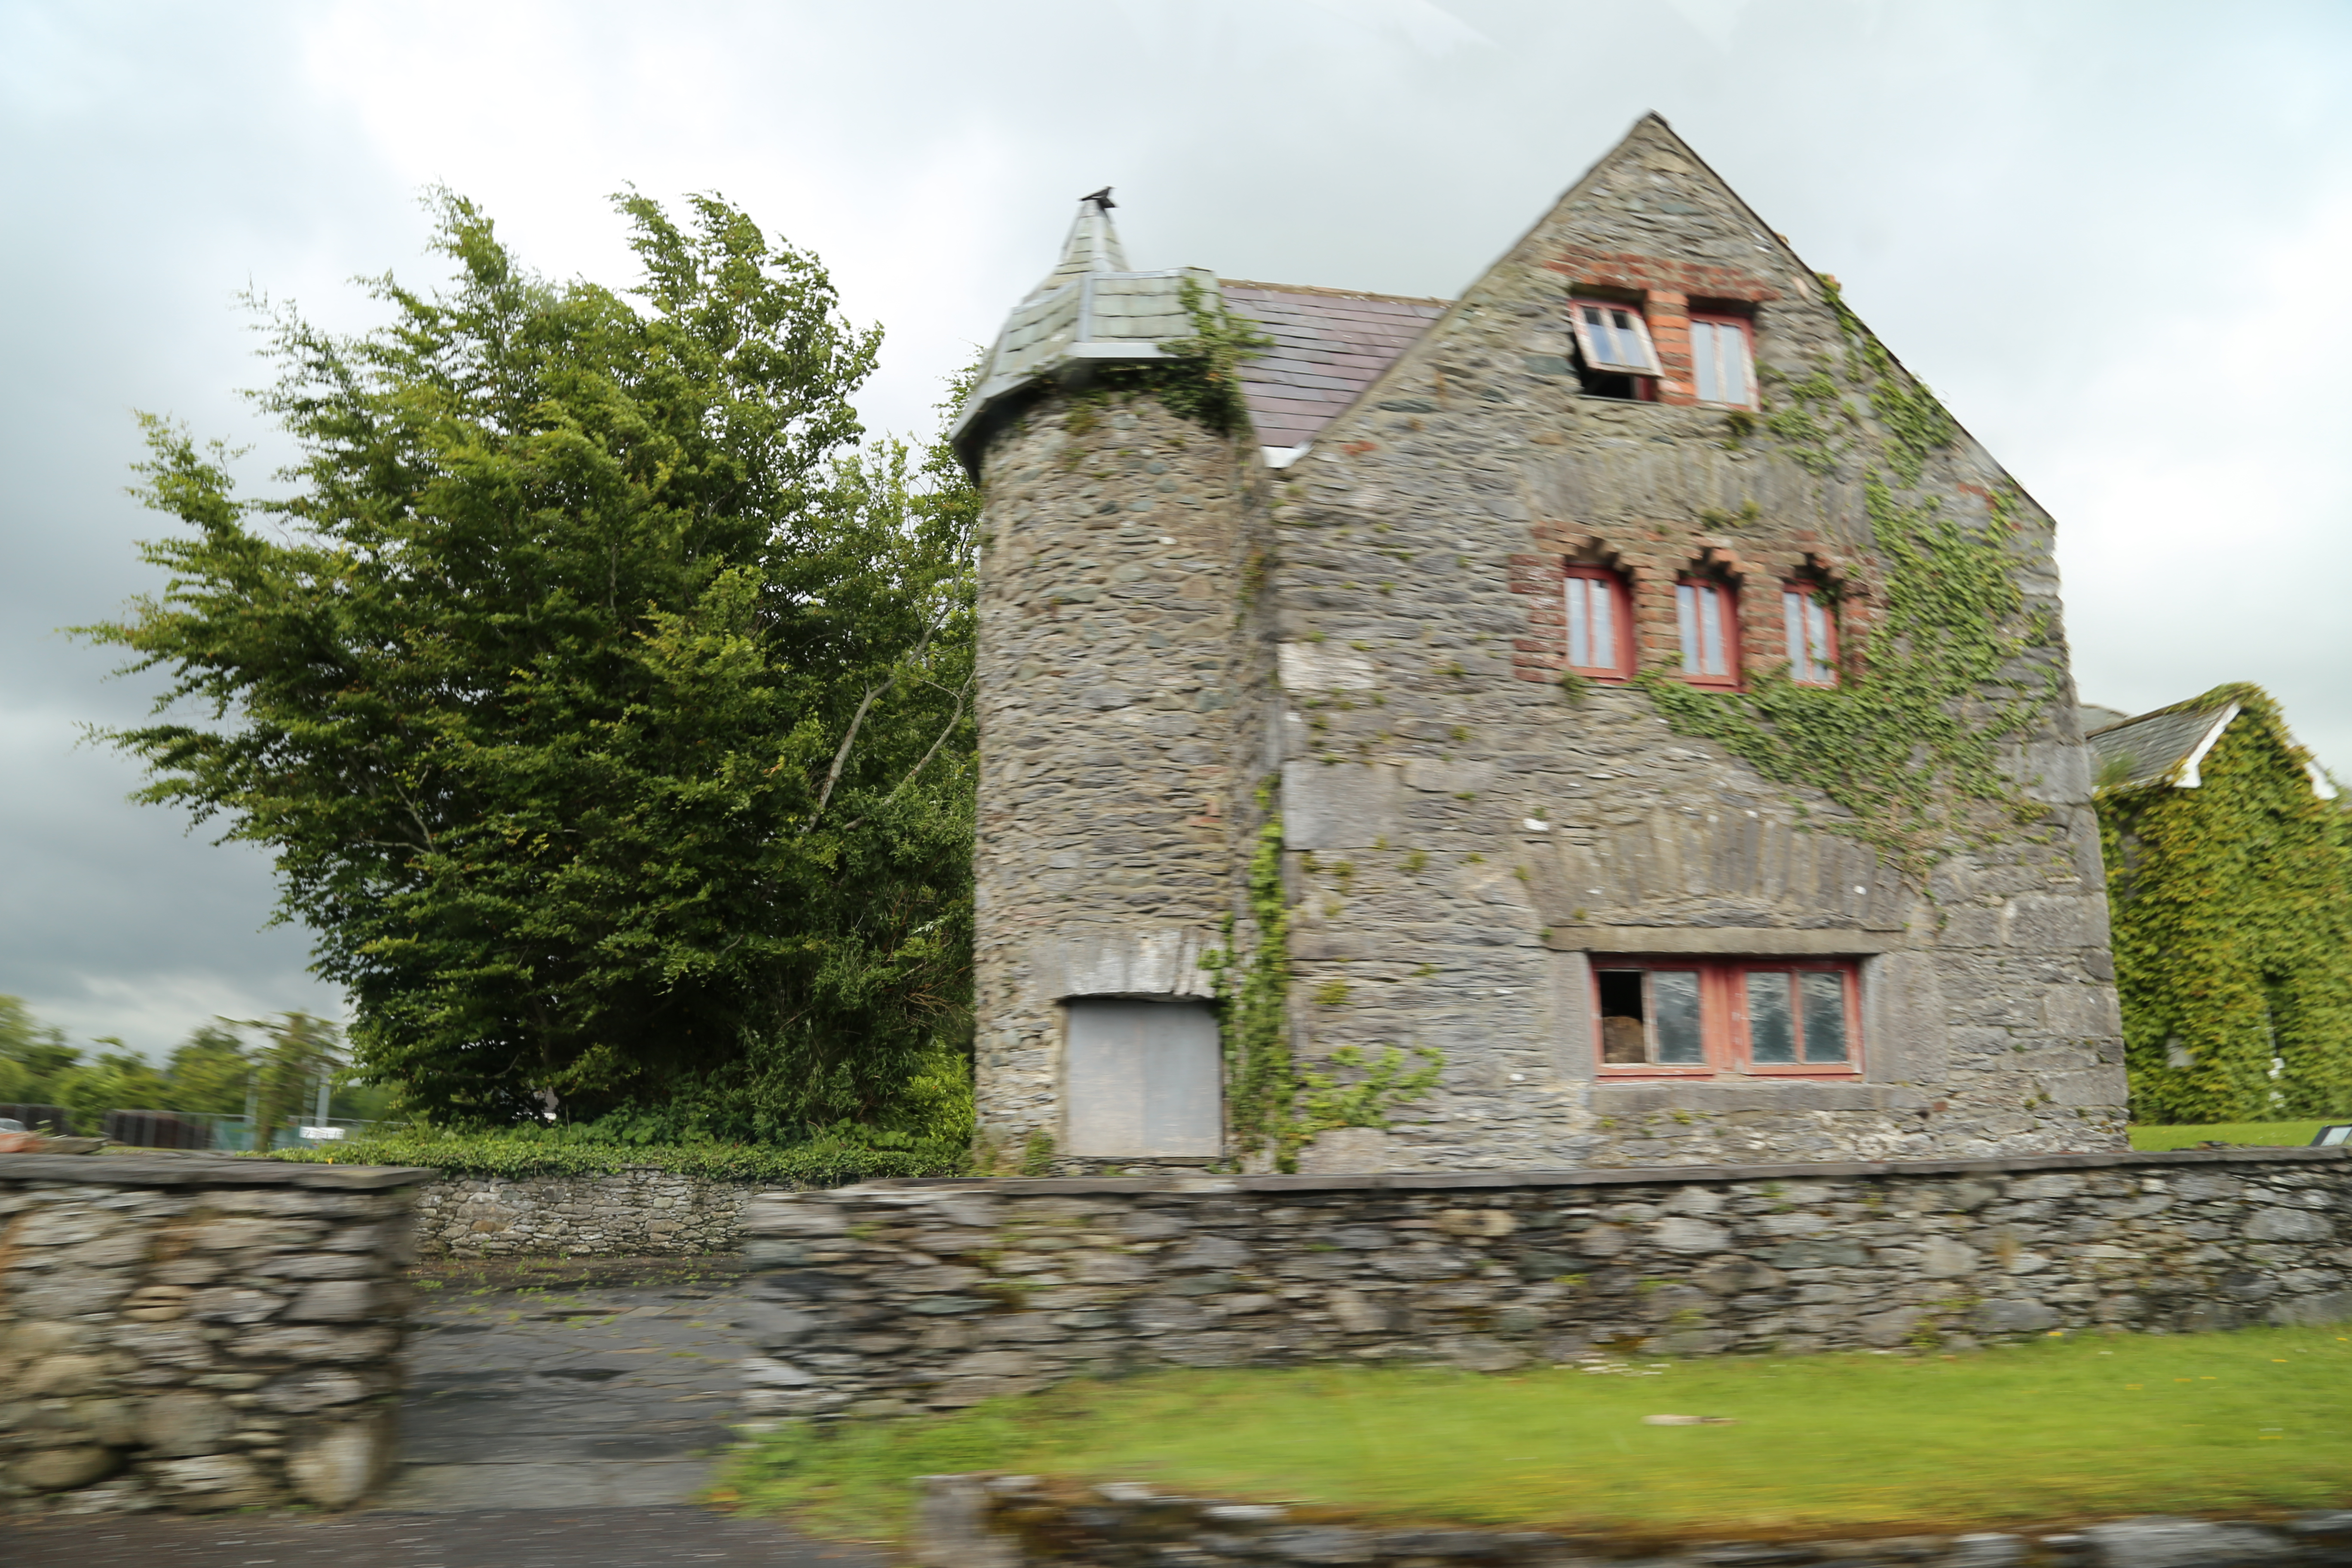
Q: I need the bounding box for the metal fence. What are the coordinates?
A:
[98,1111,384,1152]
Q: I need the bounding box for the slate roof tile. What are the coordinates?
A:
[1222,282,1449,449]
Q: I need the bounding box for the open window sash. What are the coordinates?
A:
[1570,299,1663,376]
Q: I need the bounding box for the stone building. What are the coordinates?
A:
[952,115,2126,1174]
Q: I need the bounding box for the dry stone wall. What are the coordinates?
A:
[0,1154,429,1514]
[408,1167,749,1257]
[917,1475,2352,1568]
[735,1147,2350,1420]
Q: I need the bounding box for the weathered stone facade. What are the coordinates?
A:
[0,1155,428,1513]
[956,114,2125,1171]
[735,1146,2350,1420]
[409,1167,750,1258]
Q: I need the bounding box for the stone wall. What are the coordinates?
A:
[916,1474,2352,1568]
[736,1146,2350,1419]
[0,1154,429,1513]
[409,1167,750,1258]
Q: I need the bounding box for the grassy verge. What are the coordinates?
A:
[2128,1121,2338,1152]
[726,1326,2352,1542]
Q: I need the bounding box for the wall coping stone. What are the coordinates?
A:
[788,1143,2349,1200]
[0,1154,439,1189]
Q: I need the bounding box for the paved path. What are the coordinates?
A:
[380,1257,751,1511]
[9,1258,888,1568]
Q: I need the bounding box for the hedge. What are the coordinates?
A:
[260,1134,966,1186]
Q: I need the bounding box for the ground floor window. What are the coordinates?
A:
[1062,998,1223,1156]
[1595,958,1860,1077]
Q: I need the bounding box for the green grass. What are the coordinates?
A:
[2128,1121,2338,1151]
[726,1326,2352,1542]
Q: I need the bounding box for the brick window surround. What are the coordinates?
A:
[1594,957,1863,1078]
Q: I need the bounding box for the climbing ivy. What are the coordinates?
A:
[1645,273,2063,879]
[2096,685,2352,1123]
[1642,481,2058,879]
[1202,809,1442,1172]
[1091,277,1275,436]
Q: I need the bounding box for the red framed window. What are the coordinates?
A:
[1689,314,1755,408]
[1782,584,1837,686]
[1595,958,1862,1077]
[1675,577,1740,687]
[1570,299,1662,376]
[1563,566,1632,679]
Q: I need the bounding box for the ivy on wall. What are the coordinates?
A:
[1204,812,1441,1172]
[2096,685,2352,1122]
[1085,278,1274,436]
[1641,483,2058,878]
[1640,275,2065,879]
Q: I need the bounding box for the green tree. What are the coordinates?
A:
[165,1023,256,1116]
[80,191,977,1138]
[0,996,79,1115]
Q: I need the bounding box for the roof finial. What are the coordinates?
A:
[1082,186,1116,210]
[1023,187,1133,300]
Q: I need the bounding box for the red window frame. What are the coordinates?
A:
[1675,576,1741,689]
[1562,566,1634,680]
[1782,583,1838,687]
[1688,312,1756,409]
[1592,957,1863,1079]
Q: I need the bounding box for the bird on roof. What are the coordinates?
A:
[1081,187,1115,210]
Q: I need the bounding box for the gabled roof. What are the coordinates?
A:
[2088,688,2338,799]
[1221,282,1449,456]
[2088,701,2242,790]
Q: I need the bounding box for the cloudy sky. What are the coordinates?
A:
[3,0,2348,1057]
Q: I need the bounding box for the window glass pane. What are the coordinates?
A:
[1652,971,1705,1063]
[1699,585,1727,676]
[1589,578,1614,670]
[1677,583,1700,673]
[1802,972,1850,1062]
[1807,597,1832,683]
[1783,589,1805,677]
[1567,578,1590,669]
[1597,969,1647,1064]
[1721,325,1749,406]
[1746,971,1797,1063]
[1693,322,1721,403]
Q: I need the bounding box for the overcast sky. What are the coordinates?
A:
[3,0,2348,1058]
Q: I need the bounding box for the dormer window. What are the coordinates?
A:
[1689,313,1755,407]
[1563,566,1632,680]
[1675,577,1740,687]
[1782,584,1837,686]
[1570,300,1662,377]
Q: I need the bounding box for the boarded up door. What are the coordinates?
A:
[1063,998,1222,1157]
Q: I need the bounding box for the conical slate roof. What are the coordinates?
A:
[949,192,1213,466]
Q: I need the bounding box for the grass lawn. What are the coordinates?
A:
[2128,1121,2341,1151]
[726,1326,2352,1542]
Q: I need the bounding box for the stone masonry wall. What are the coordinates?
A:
[735,1147,2350,1420]
[916,1474,2352,1568]
[971,395,1268,1153]
[0,1155,428,1514]
[1251,116,2122,1167]
[408,1167,750,1258]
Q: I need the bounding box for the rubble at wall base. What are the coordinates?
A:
[737,1146,2352,1419]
